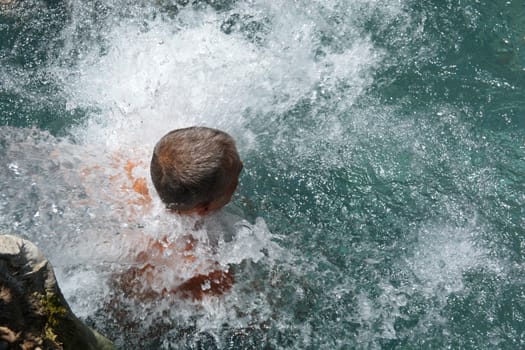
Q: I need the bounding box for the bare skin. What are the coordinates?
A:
[114,157,239,301]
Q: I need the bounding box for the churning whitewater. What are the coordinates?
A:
[1,0,524,349]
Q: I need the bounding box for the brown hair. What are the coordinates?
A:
[150,126,242,211]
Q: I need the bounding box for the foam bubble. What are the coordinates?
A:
[407,219,504,296]
[55,1,383,155]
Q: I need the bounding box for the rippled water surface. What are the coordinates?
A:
[1,0,524,349]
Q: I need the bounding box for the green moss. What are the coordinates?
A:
[38,292,67,346]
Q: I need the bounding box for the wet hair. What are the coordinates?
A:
[150,126,242,211]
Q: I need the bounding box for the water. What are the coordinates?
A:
[1,0,524,349]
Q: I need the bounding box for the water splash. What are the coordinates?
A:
[0,126,284,348]
[2,0,523,349]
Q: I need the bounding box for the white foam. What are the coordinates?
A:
[56,2,383,156]
[1,0,416,347]
[407,219,504,296]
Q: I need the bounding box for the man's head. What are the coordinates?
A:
[150,127,243,215]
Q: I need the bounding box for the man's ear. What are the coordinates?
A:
[195,202,210,216]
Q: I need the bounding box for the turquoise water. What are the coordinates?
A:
[1,0,524,349]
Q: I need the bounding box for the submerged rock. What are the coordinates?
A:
[0,0,23,16]
[0,0,16,10]
[0,234,115,350]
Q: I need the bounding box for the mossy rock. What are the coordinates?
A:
[0,234,116,350]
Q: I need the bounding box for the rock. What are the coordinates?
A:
[0,0,18,13]
[0,234,116,350]
[0,0,15,4]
